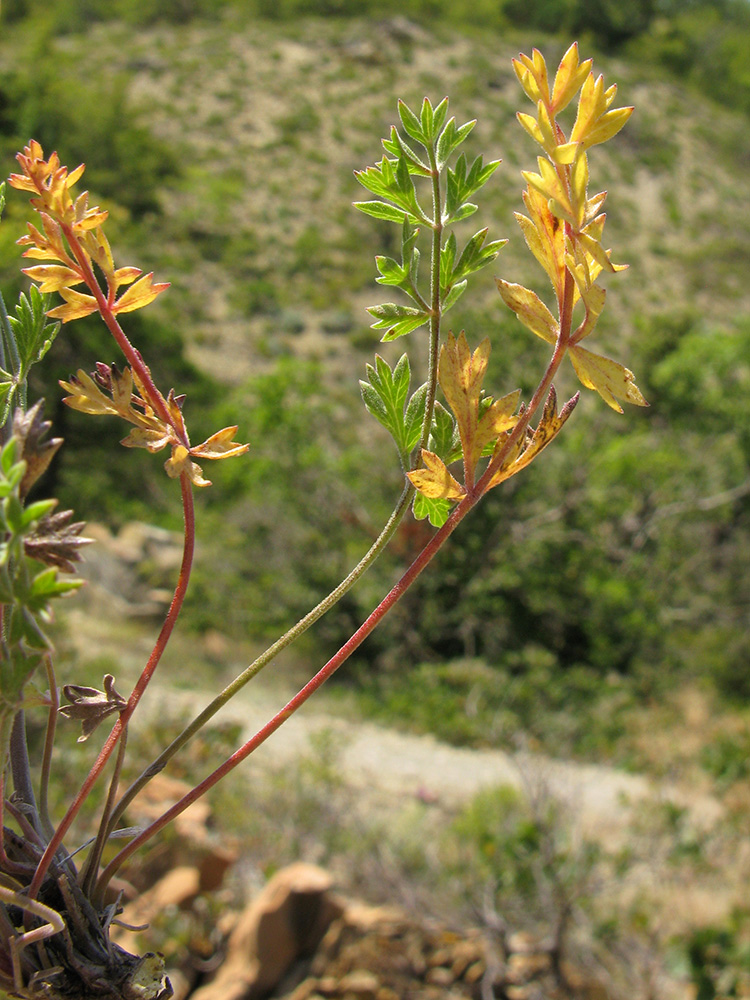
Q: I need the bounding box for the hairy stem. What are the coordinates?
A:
[29,474,195,899]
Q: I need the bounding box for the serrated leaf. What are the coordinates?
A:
[375,255,408,287]
[488,387,578,489]
[569,346,648,412]
[407,449,466,500]
[360,354,415,455]
[412,492,451,527]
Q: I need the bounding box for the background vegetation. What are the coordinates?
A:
[1,3,749,767]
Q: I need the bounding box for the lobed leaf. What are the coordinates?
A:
[407,449,466,500]
[412,492,452,527]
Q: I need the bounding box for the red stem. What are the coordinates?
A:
[95,237,579,896]
[60,222,179,436]
[94,490,476,897]
[29,474,195,899]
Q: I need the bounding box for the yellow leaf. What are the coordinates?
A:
[46,288,98,323]
[550,42,592,114]
[121,427,171,452]
[571,282,606,343]
[495,279,557,344]
[407,450,466,501]
[584,107,634,148]
[438,332,491,484]
[60,370,119,416]
[112,273,169,315]
[22,264,83,293]
[488,388,578,488]
[190,425,250,461]
[515,187,566,300]
[473,391,521,466]
[165,444,211,487]
[569,346,648,412]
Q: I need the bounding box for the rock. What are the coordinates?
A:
[190,863,343,1000]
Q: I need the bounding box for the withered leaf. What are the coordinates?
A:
[59,674,127,742]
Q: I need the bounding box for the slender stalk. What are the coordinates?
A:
[29,474,195,900]
[94,305,575,900]
[94,485,474,902]
[104,143,449,842]
[80,723,128,896]
[38,655,58,842]
[9,712,41,841]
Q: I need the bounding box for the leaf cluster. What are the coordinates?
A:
[355,98,504,343]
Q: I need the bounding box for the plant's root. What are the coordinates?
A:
[1,826,172,1000]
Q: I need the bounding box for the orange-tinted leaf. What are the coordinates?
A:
[495,279,557,344]
[569,345,648,412]
[438,332,491,482]
[407,449,466,500]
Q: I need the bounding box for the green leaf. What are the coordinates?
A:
[451,229,507,283]
[382,127,431,176]
[9,287,61,380]
[4,494,24,534]
[412,492,451,527]
[360,353,413,454]
[450,203,478,224]
[436,117,475,169]
[440,233,457,292]
[404,381,428,452]
[429,401,461,463]
[21,498,57,529]
[375,255,408,288]
[0,372,16,427]
[398,99,427,145]
[445,153,500,223]
[353,201,409,225]
[367,303,430,341]
[442,279,467,312]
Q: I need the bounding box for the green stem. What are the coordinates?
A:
[94,480,476,902]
